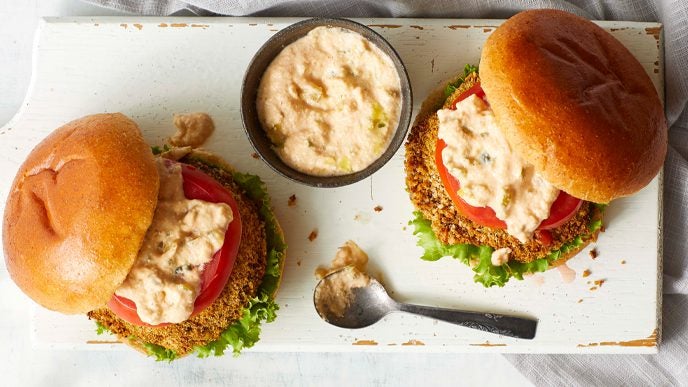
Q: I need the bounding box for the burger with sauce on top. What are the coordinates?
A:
[2,113,286,360]
[405,10,667,287]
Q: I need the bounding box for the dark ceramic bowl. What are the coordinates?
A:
[241,18,413,187]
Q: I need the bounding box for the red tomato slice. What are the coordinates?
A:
[451,82,487,108]
[108,161,242,327]
[435,83,582,231]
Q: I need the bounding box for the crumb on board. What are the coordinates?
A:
[288,194,297,207]
[251,152,259,159]
[582,269,591,278]
[589,248,598,259]
[577,299,583,303]
[374,205,383,212]
[308,229,318,242]
[590,286,598,291]
[621,260,627,264]
[594,279,606,288]
[296,259,302,267]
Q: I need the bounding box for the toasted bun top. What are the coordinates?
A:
[2,113,159,314]
[480,9,667,203]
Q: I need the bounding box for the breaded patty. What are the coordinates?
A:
[87,156,267,356]
[405,73,600,263]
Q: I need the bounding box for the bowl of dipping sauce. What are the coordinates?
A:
[241,18,413,187]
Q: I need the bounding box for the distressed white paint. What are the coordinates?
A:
[0,17,663,354]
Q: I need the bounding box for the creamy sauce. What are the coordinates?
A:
[557,263,576,284]
[315,240,369,279]
[313,241,371,320]
[438,95,559,242]
[169,112,215,148]
[490,247,511,266]
[314,266,371,319]
[257,26,402,176]
[115,159,233,325]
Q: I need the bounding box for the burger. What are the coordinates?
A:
[2,113,286,360]
[405,10,667,287]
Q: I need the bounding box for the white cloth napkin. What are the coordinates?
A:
[83,0,688,384]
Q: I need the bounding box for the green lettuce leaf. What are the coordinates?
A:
[94,321,110,335]
[194,293,278,357]
[143,342,178,362]
[151,144,171,155]
[444,64,479,97]
[409,209,603,288]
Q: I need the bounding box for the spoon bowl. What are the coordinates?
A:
[313,266,538,339]
[314,271,394,328]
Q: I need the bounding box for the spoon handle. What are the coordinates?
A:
[397,303,537,339]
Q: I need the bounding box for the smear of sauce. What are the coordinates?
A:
[354,212,371,224]
[557,263,576,283]
[526,273,545,286]
[315,240,369,279]
[168,113,215,148]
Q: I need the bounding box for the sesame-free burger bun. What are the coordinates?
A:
[480,9,667,203]
[3,113,159,314]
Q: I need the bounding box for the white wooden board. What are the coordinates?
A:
[0,17,663,354]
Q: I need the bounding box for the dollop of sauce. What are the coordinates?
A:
[438,94,559,242]
[490,247,511,266]
[557,263,576,284]
[169,112,215,148]
[314,266,371,320]
[257,26,402,176]
[315,240,369,279]
[115,159,233,325]
[314,240,371,320]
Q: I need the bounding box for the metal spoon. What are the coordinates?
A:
[313,266,537,339]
